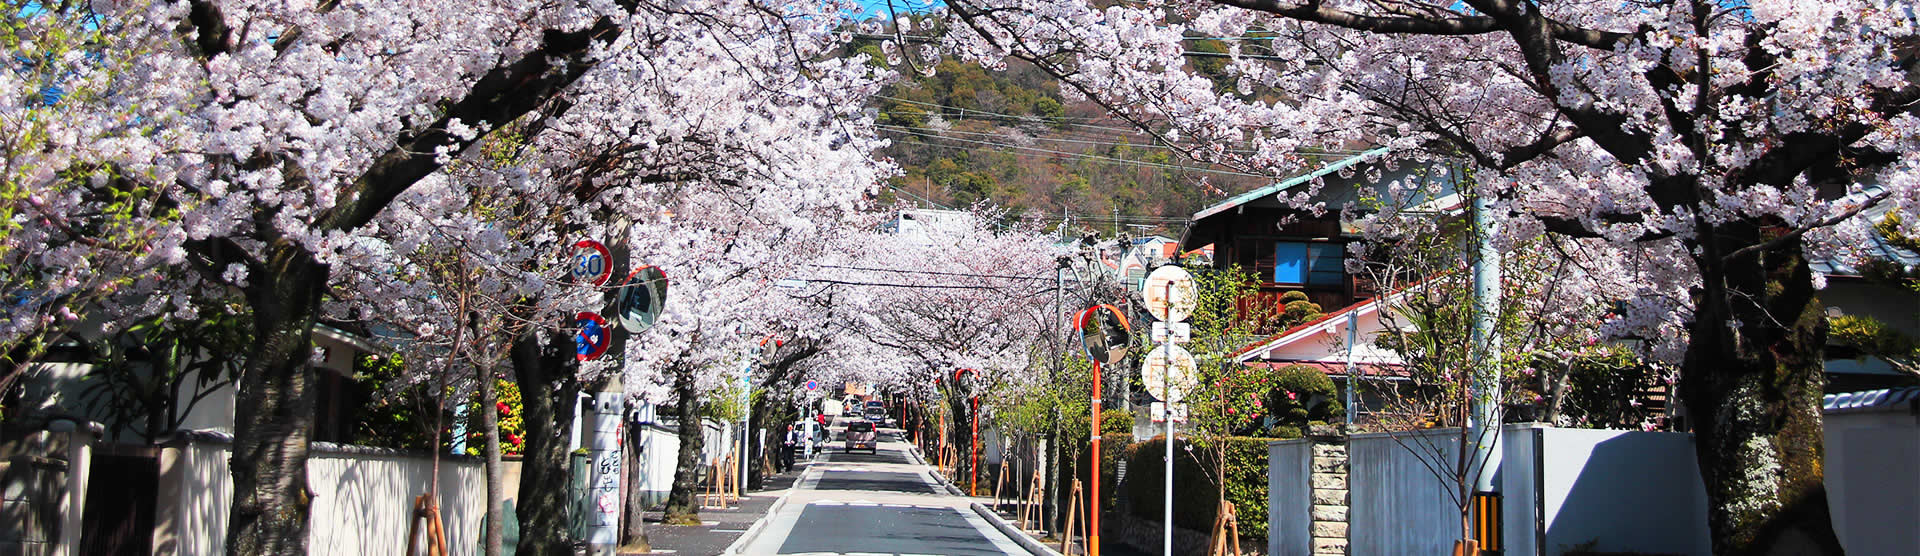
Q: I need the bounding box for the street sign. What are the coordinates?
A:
[1142,265,1197,322]
[1140,344,1197,403]
[806,380,818,391]
[615,265,668,333]
[1074,304,1132,366]
[574,312,613,361]
[1149,321,1191,343]
[571,240,613,286]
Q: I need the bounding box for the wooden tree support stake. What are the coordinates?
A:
[405,493,448,556]
[1208,500,1243,556]
[1061,479,1089,555]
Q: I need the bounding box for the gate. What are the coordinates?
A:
[79,448,159,556]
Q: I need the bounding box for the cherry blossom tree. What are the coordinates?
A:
[2,1,891,554]
[923,0,1917,549]
[809,206,1064,489]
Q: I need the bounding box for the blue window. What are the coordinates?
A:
[1274,241,1344,286]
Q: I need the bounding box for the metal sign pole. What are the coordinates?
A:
[1161,280,1174,556]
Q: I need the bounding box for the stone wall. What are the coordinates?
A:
[1307,426,1348,556]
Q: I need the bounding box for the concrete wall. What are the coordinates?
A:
[631,423,679,507]
[1347,429,1462,555]
[1283,426,1711,556]
[1266,440,1311,556]
[1508,425,1711,556]
[155,437,520,556]
[1824,412,1920,556]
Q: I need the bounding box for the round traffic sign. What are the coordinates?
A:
[615,266,668,333]
[1142,265,1198,322]
[1074,304,1132,366]
[806,380,818,391]
[570,240,613,286]
[1140,344,1197,403]
[574,312,613,361]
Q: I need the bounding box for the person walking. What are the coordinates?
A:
[781,424,801,471]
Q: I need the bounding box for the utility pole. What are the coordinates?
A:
[1467,187,1503,535]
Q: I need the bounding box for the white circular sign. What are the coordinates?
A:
[1141,344,1198,403]
[1142,265,1198,322]
[571,240,612,286]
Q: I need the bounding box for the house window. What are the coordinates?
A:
[1274,241,1344,286]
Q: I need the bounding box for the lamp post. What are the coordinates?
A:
[1074,304,1130,556]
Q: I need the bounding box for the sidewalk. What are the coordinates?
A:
[622,459,812,555]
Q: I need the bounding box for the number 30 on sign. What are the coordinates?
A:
[571,240,612,286]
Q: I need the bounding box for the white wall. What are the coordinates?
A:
[157,440,516,556]
[1513,426,1711,556]
[1824,412,1920,556]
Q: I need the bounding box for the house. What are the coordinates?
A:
[1177,147,1401,317]
[1814,187,1919,393]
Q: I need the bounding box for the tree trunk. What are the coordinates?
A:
[513,332,580,556]
[481,367,505,556]
[662,364,705,524]
[226,251,326,555]
[748,393,770,490]
[621,416,652,552]
[1682,229,1844,556]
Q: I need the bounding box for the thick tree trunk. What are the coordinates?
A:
[662,364,705,524]
[513,332,580,556]
[226,252,326,555]
[748,393,770,490]
[1682,230,1844,556]
[621,418,652,551]
[481,367,505,556]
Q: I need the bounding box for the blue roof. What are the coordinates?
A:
[1823,386,1920,414]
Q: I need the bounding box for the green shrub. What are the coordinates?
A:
[1268,364,1343,430]
[1119,436,1276,540]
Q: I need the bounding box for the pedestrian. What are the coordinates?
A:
[781,424,801,471]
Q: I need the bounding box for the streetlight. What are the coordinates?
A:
[1074,304,1131,556]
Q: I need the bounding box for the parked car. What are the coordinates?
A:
[844,421,878,453]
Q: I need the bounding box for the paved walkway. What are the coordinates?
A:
[626,452,813,555]
[725,430,1028,555]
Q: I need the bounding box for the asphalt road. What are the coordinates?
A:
[728,426,1028,555]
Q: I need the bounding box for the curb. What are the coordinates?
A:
[971,502,1063,556]
[720,467,806,555]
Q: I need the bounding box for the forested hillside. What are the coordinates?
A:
[851,34,1270,235]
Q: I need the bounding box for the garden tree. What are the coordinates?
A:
[930,0,1920,549]
[0,5,184,403]
[618,163,885,524]
[1171,264,1291,536]
[76,298,251,443]
[4,0,889,553]
[1351,185,1665,547]
[335,165,583,556]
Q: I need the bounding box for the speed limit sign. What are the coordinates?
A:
[570,240,612,286]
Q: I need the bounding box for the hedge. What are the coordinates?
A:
[1119,435,1278,541]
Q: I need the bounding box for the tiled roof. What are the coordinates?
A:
[1810,185,1918,276]
[1823,386,1920,414]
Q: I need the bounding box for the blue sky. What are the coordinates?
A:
[847,0,943,20]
